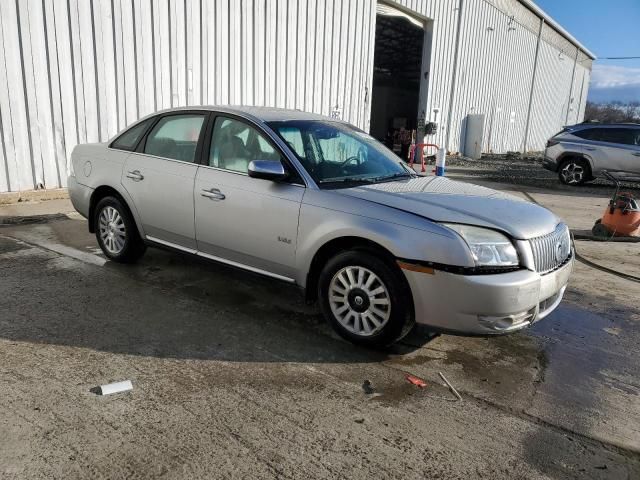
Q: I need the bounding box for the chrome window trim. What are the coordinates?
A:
[198,163,250,176]
[118,149,201,167]
[145,235,296,284]
[113,149,305,188]
[196,162,306,187]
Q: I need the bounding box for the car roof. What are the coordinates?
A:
[568,123,640,130]
[148,105,339,123]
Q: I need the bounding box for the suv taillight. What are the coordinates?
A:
[546,139,559,148]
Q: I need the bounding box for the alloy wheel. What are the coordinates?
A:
[560,162,584,184]
[328,266,391,336]
[98,206,127,255]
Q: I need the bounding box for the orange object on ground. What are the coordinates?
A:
[600,194,640,237]
[406,374,427,388]
[593,172,640,238]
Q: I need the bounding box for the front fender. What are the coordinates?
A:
[295,202,474,287]
[557,151,595,174]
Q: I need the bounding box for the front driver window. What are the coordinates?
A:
[209,117,281,173]
[144,114,205,163]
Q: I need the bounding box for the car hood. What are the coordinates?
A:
[336,176,559,239]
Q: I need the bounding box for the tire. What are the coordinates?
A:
[94,195,146,263]
[318,250,414,348]
[592,220,610,238]
[558,158,590,186]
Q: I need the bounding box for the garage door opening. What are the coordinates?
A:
[369,4,427,160]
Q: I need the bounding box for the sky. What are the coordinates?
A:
[535,0,640,103]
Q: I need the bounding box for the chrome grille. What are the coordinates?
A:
[529,223,571,274]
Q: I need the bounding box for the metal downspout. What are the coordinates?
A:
[444,0,465,153]
[565,48,579,124]
[522,17,544,153]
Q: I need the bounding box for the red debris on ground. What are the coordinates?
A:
[406,374,427,388]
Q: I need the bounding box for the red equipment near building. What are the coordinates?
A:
[592,171,640,238]
[409,143,439,173]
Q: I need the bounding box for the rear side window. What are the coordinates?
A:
[572,128,601,141]
[143,114,206,163]
[573,127,640,146]
[111,117,154,151]
[599,128,639,146]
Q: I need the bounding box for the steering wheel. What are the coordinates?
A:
[339,156,362,168]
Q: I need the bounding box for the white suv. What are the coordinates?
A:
[543,124,640,185]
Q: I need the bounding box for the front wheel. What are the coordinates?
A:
[318,250,414,348]
[94,196,146,263]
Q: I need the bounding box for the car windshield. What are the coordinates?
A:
[267,120,415,187]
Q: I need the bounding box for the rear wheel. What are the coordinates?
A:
[318,250,414,348]
[94,196,146,263]
[559,158,590,185]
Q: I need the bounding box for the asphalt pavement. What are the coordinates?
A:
[1,180,639,479]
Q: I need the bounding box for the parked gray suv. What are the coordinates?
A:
[543,123,640,185]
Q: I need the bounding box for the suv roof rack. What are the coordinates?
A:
[573,122,640,128]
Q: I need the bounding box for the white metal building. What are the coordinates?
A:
[0,0,594,193]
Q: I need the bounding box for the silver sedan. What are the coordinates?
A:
[68,106,573,347]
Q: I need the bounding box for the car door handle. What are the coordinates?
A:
[633,152,640,157]
[200,188,226,200]
[584,147,596,151]
[126,170,144,181]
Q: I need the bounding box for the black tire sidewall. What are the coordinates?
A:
[94,196,144,263]
[318,250,413,347]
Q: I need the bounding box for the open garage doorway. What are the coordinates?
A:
[369,4,429,160]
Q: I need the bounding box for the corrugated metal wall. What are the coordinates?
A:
[394,0,592,154]
[0,0,591,193]
[0,0,377,193]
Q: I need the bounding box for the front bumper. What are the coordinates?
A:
[403,258,573,335]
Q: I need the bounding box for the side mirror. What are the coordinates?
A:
[248,160,287,181]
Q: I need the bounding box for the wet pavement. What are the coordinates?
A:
[1,212,639,478]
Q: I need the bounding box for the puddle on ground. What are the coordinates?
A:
[385,301,640,412]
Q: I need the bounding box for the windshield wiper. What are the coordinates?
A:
[318,172,415,187]
[369,172,416,183]
[318,177,377,186]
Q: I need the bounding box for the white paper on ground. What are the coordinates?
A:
[97,380,133,395]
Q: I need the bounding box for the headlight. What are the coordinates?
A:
[443,224,519,267]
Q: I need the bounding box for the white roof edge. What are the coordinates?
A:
[519,0,597,60]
